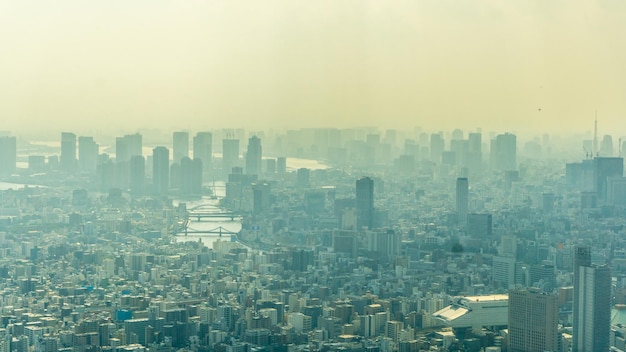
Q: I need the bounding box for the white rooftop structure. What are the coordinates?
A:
[433,294,508,330]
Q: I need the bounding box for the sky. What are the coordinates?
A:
[1,0,626,136]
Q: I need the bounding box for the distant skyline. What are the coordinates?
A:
[2,1,626,134]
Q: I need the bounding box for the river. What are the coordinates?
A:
[172,182,242,248]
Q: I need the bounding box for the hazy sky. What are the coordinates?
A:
[2,1,626,135]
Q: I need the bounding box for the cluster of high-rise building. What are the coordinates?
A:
[1,127,626,352]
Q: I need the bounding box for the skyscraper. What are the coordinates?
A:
[193,132,212,174]
[222,139,240,176]
[60,132,77,172]
[573,246,611,352]
[245,135,262,176]
[129,155,145,197]
[491,133,517,172]
[78,136,98,173]
[356,177,374,229]
[175,157,203,195]
[508,288,559,352]
[0,136,17,176]
[593,157,624,201]
[456,177,469,225]
[430,133,444,163]
[152,147,169,195]
[467,132,482,174]
[172,131,189,163]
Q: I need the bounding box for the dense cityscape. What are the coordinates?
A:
[0,127,624,352]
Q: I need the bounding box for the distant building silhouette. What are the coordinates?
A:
[599,134,613,156]
[430,133,444,163]
[172,131,189,163]
[245,136,262,176]
[222,139,240,177]
[129,155,145,197]
[467,132,482,174]
[356,177,374,229]
[193,132,212,175]
[152,146,169,195]
[491,133,516,172]
[0,136,17,176]
[593,157,623,201]
[116,133,142,163]
[60,132,77,172]
[78,136,98,173]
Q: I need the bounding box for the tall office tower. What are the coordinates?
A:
[129,156,145,197]
[576,265,611,352]
[176,157,203,195]
[456,177,469,225]
[573,246,611,352]
[491,133,517,171]
[78,136,98,173]
[467,132,482,173]
[152,147,169,195]
[172,131,189,163]
[356,177,374,229]
[252,181,271,214]
[245,135,262,176]
[60,132,77,172]
[97,156,116,192]
[127,133,142,158]
[0,136,17,176]
[429,133,444,163]
[508,288,559,352]
[193,132,212,174]
[593,157,624,201]
[222,139,240,176]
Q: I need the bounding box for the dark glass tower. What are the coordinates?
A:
[573,246,611,352]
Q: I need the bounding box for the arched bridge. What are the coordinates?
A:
[186,203,245,221]
[182,225,240,236]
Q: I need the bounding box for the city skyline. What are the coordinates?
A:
[2,2,626,351]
